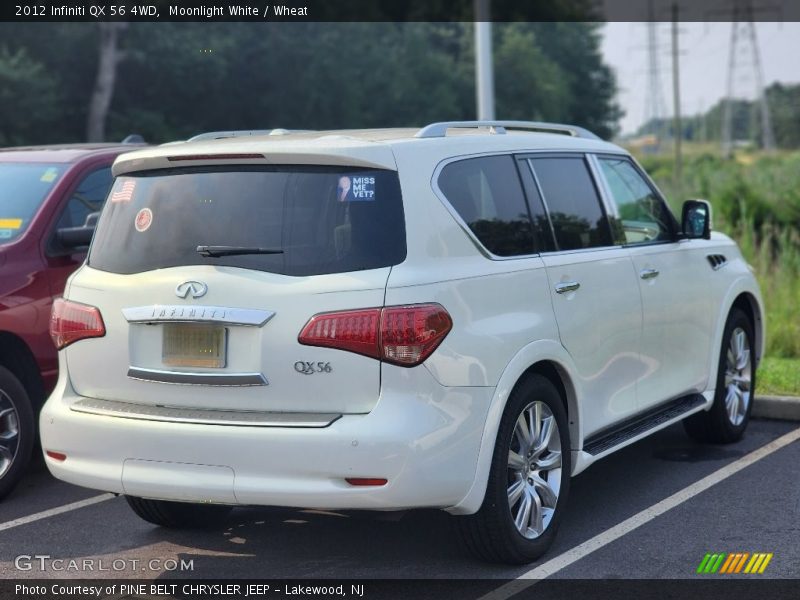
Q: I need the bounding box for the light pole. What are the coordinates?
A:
[474,0,495,120]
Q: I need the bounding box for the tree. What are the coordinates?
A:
[87,23,127,142]
[0,47,58,145]
[1,22,623,145]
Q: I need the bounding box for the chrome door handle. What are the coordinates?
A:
[555,281,580,294]
[640,268,660,280]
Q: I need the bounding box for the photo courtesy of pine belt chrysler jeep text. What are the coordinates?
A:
[41,121,763,564]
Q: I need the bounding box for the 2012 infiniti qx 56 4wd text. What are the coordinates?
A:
[41,122,763,564]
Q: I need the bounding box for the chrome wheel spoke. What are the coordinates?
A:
[726,348,736,370]
[0,443,13,477]
[532,475,558,508]
[736,348,750,372]
[508,449,526,472]
[0,405,18,442]
[529,489,544,535]
[738,388,748,420]
[514,414,532,453]
[514,488,532,531]
[535,450,562,470]
[725,385,738,422]
[507,478,525,508]
[530,403,542,444]
[734,330,746,363]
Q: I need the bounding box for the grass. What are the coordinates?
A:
[632,147,800,362]
[758,357,800,397]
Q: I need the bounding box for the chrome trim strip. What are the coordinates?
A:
[123,305,275,327]
[127,367,268,387]
[70,398,340,428]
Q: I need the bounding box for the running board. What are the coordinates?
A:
[584,394,706,456]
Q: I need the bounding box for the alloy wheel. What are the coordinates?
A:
[0,389,20,479]
[724,326,752,427]
[507,401,563,539]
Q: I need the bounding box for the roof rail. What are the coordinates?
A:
[414,121,600,140]
[188,129,313,142]
[188,130,276,142]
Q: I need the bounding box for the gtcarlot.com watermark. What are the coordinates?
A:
[14,554,194,573]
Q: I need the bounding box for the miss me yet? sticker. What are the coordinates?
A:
[337,175,376,202]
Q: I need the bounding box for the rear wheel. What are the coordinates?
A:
[684,308,755,443]
[457,374,570,564]
[0,366,35,500]
[126,496,232,528]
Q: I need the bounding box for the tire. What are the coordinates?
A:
[126,496,232,528]
[684,308,756,444]
[457,374,571,564]
[0,366,35,500]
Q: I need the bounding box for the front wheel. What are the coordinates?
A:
[457,374,571,564]
[684,308,756,443]
[126,496,232,528]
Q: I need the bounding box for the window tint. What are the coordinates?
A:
[530,157,612,250]
[56,167,113,229]
[438,155,535,256]
[598,157,674,245]
[89,166,406,277]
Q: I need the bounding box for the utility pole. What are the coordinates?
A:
[474,0,495,120]
[671,4,682,188]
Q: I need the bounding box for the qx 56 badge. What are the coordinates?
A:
[294,361,333,375]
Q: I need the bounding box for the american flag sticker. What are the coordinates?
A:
[111,179,136,203]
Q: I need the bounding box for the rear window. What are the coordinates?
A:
[89,166,406,276]
[0,163,65,243]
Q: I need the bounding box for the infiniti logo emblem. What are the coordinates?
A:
[175,280,208,299]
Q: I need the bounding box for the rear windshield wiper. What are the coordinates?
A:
[196,245,284,258]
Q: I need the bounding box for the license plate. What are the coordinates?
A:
[162,323,227,368]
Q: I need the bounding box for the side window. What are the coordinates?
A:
[438,155,536,256]
[56,167,113,229]
[597,157,674,245]
[529,157,612,251]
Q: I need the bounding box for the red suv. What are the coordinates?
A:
[0,141,144,498]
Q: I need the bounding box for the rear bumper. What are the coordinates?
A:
[40,366,494,511]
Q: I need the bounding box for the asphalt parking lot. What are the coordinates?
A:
[0,418,798,596]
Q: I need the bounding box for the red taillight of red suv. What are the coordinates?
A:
[50,298,106,350]
[298,303,452,367]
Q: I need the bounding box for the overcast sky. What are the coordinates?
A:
[601,22,800,134]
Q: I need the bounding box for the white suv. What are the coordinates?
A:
[41,121,763,564]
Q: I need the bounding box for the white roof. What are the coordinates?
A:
[112,126,626,176]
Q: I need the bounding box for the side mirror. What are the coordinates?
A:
[681,200,711,240]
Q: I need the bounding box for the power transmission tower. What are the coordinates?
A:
[671,3,682,185]
[721,1,776,155]
[643,1,668,148]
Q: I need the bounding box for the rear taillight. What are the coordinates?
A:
[298,303,452,367]
[50,298,106,350]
